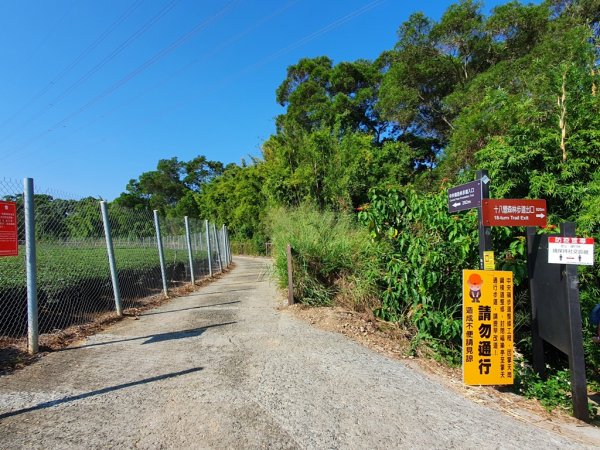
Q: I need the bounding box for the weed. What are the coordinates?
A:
[514,357,598,418]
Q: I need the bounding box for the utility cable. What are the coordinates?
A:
[0,0,176,148]
[7,0,301,169]
[61,0,301,134]
[5,0,385,168]
[0,0,144,136]
[2,0,240,158]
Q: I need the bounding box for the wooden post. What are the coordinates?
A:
[287,244,294,305]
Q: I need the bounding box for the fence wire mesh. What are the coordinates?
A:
[0,179,229,342]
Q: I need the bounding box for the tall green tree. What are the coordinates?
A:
[114,156,223,217]
[196,161,267,247]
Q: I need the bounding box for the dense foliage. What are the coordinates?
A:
[110,0,600,412]
[358,187,479,355]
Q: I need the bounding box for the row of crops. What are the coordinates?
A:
[0,179,231,344]
[0,234,225,338]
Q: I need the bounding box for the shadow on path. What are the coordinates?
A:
[213,281,266,288]
[0,367,203,420]
[58,322,236,351]
[194,288,255,296]
[140,301,241,317]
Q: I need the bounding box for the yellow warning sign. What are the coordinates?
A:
[463,270,514,385]
[483,251,495,270]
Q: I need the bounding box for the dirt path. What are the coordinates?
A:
[1,256,599,449]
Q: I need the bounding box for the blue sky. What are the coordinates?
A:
[0,0,507,200]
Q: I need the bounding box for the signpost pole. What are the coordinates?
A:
[477,170,492,270]
[526,226,546,379]
[561,222,588,421]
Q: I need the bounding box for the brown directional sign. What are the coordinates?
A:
[448,180,482,213]
[482,199,547,227]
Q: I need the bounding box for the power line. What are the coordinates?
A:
[120,0,388,139]
[18,0,78,74]
[2,0,240,159]
[6,0,386,170]
[238,0,387,76]
[8,0,302,169]
[0,0,144,137]
[60,0,301,134]
[14,0,179,136]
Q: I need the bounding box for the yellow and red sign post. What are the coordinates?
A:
[463,270,514,385]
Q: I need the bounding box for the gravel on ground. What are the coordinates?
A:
[1,256,599,449]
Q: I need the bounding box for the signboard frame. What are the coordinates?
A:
[482,199,547,227]
[527,223,588,421]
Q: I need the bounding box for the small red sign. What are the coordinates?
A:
[482,199,547,227]
[549,237,594,245]
[548,237,595,265]
[0,201,18,256]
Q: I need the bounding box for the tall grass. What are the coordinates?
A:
[268,206,384,310]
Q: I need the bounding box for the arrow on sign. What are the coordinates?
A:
[452,202,461,208]
[536,213,545,218]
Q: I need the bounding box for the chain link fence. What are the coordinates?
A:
[0,178,26,338]
[0,178,231,350]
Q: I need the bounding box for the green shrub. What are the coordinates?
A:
[514,357,597,418]
[358,186,479,354]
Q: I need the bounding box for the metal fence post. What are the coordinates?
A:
[100,201,123,316]
[153,210,168,297]
[212,223,223,273]
[223,225,230,265]
[184,216,195,285]
[227,227,232,264]
[226,226,231,265]
[221,224,227,267]
[24,178,38,354]
[205,219,213,277]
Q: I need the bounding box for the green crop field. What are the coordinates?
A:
[0,243,213,336]
[0,245,200,290]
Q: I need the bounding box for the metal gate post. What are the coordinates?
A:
[100,201,122,316]
[154,210,168,297]
[24,178,38,354]
[184,216,195,285]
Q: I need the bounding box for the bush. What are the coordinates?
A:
[358,186,479,355]
[268,206,384,309]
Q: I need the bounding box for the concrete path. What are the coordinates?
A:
[1,256,599,449]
